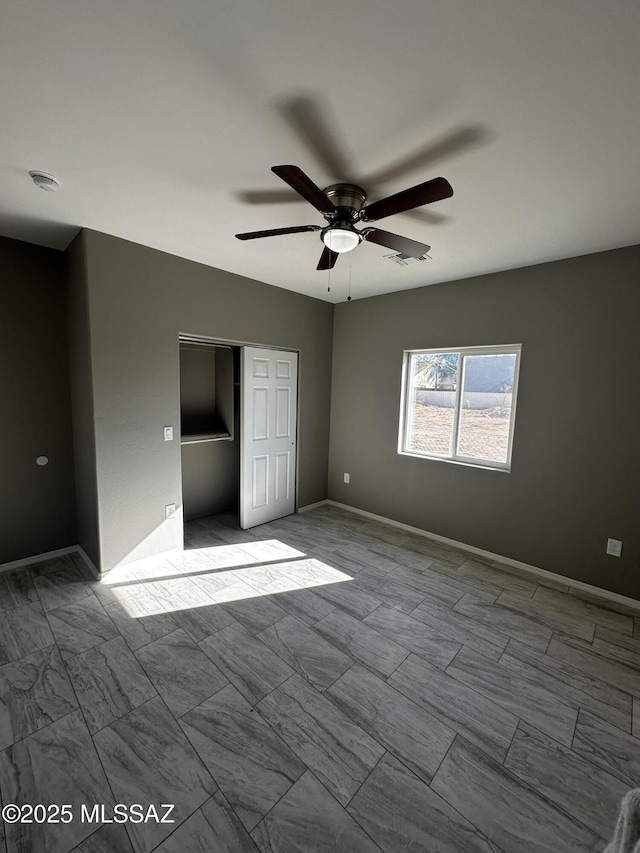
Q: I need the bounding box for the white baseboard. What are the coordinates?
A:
[326,500,640,612]
[0,545,78,574]
[76,546,100,580]
[298,500,330,514]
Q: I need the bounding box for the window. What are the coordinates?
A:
[398,344,521,470]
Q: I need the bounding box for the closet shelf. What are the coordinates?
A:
[180,431,232,445]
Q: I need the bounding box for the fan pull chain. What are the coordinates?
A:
[327,264,331,293]
[347,250,352,302]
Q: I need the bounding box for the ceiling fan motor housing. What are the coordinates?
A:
[323,183,367,219]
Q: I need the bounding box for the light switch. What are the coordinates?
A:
[163,426,174,441]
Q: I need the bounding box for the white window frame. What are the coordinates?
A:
[398,343,522,472]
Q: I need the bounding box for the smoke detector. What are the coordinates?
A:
[29,171,60,192]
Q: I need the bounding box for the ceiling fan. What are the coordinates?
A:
[235,165,453,271]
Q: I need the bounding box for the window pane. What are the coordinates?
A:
[456,354,516,463]
[406,353,459,456]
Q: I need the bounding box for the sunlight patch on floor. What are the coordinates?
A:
[98,540,352,617]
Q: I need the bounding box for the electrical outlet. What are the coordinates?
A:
[165,503,176,519]
[163,426,174,441]
[343,473,350,484]
[606,538,622,557]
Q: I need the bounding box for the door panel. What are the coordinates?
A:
[241,347,298,528]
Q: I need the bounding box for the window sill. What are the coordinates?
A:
[397,449,511,473]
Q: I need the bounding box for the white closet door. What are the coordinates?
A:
[240,347,298,529]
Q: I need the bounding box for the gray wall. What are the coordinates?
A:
[81,229,334,571]
[0,236,76,563]
[329,244,640,598]
[65,233,101,567]
[181,441,239,521]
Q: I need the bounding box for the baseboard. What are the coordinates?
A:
[76,546,100,580]
[298,499,330,514]
[326,500,640,612]
[0,545,78,575]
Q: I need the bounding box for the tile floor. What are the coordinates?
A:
[0,505,639,852]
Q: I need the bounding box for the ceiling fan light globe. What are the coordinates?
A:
[322,227,360,253]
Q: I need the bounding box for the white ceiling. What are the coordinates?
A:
[1,0,639,303]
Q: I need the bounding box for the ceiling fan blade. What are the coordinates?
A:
[360,177,453,222]
[271,165,336,214]
[317,246,338,271]
[277,95,354,181]
[236,225,321,240]
[362,228,431,258]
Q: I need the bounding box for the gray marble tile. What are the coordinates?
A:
[493,560,569,593]
[0,645,77,749]
[494,589,596,641]
[573,709,640,788]
[403,536,468,567]
[458,557,538,597]
[314,609,408,678]
[362,519,411,545]
[316,547,388,580]
[279,558,353,590]
[348,751,497,853]
[179,684,305,831]
[371,540,437,572]
[221,595,289,635]
[46,596,119,659]
[332,543,399,574]
[351,570,424,614]
[431,737,601,853]
[166,548,221,573]
[0,710,113,853]
[447,646,578,745]
[233,562,308,596]
[66,636,157,733]
[390,563,473,607]
[257,673,384,806]
[251,770,380,853]
[239,538,307,565]
[134,628,227,717]
[593,627,640,666]
[313,580,382,620]
[72,825,134,852]
[153,791,258,852]
[635,697,640,739]
[28,552,88,575]
[104,593,178,650]
[410,600,507,661]
[547,633,640,697]
[389,653,518,763]
[143,575,216,612]
[453,592,553,651]
[505,722,628,840]
[533,586,633,636]
[31,562,94,611]
[257,616,352,690]
[0,569,38,612]
[167,600,235,642]
[567,587,638,615]
[199,622,293,704]
[363,604,461,670]
[500,639,633,733]
[326,664,454,783]
[271,588,336,626]
[0,601,55,664]
[94,695,216,853]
